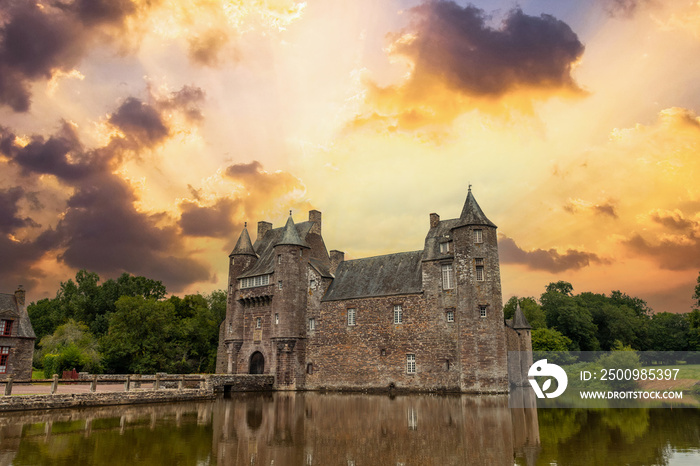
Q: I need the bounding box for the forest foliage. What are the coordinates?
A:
[29,270,225,375]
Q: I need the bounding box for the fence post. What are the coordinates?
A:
[124,375,131,392]
[51,374,59,394]
[4,377,12,396]
[154,374,160,390]
[90,375,97,393]
[178,374,185,391]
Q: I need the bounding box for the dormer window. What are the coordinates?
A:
[0,320,12,336]
[439,242,451,254]
[474,229,483,243]
[240,275,270,289]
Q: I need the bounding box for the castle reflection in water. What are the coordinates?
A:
[0,392,539,465]
[214,392,540,466]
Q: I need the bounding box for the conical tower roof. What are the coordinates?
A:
[229,224,257,257]
[459,186,497,227]
[512,302,531,330]
[276,213,309,248]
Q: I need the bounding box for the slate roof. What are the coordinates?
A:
[240,221,314,278]
[277,215,309,247]
[322,251,423,301]
[230,226,257,257]
[0,293,36,339]
[511,303,532,330]
[459,188,497,228]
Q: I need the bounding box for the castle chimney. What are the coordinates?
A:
[430,213,440,229]
[257,221,272,240]
[329,250,345,275]
[14,285,25,306]
[309,210,322,235]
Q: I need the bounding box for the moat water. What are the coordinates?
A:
[0,392,698,465]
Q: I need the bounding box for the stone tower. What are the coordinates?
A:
[421,187,508,392]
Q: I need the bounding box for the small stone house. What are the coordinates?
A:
[0,286,36,380]
[216,188,531,392]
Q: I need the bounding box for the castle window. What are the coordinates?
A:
[278,254,282,264]
[0,320,12,336]
[445,359,451,370]
[309,318,316,331]
[306,363,313,375]
[275,313,279,325]
[240,275,270,289]
[446,310,454,323]
[256,317,262,328]
[479,306,487,318]
[381,348,386,356]
[475,258,484,281]
[310,279,316,288]
[393,305,403,324]
[300,249,303,256]
[441,264,454,289]
[0,347,9,373]
[406,354,416,374]
[278,281,283,290]
[347,308,356,326]
[439,242,451,254]
[228,322,232,334]
[474,229,483,243]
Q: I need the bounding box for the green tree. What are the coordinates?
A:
[39,319,101,377]
[101,296,177,374]
[541,282,599,351]
[693,271,700,309]
[531,328,572,351]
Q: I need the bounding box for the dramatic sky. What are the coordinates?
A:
[1,0,699,312]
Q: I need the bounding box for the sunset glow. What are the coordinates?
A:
[1,0,699,312]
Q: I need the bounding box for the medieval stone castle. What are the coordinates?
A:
[216,188,531,392]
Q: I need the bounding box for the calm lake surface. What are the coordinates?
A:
[0,392,697,465]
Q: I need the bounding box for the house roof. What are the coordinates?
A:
[0,293,36,339]
[276,215,309,248]
[240,221,314,278]
[322,250,423,301]
[511,303,532,330]
[230,226,257,257]
[459,188,497,228]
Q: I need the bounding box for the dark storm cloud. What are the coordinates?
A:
[392,1,585,97]
[1,86,213,292]
[499,235,606,272]
[0,122,108,181]
[188,29,229,67]
[225,161,263,177]
[0,3,86,111]
[0,186,39,234]
[108,97,170,148]
[50,173,212,291]
[179,198,239,238]
[63,0,138,26]
[0,1,164,112]
[0,235,47,289]
[649,209,693,231]
[624,233,700,271]
[563,199,618,218]
[157,85,206,123]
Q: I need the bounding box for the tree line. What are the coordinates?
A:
[28,270,225,376]
[505,272,700,357]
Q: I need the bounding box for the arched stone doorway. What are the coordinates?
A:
[249,351,265,374]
